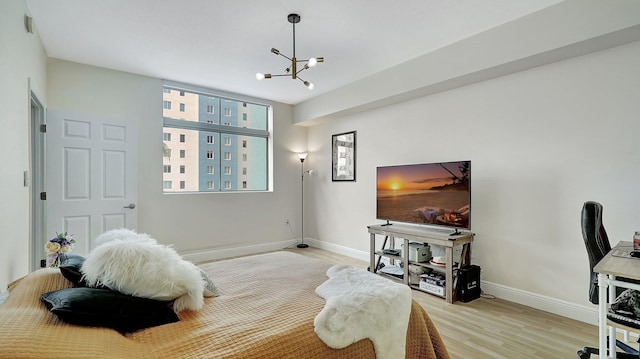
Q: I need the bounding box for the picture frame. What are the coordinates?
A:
[331,131,356,181]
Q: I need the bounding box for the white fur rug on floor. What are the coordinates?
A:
[314,265,412,359]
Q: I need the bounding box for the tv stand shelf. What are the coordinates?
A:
[367,223,474,303]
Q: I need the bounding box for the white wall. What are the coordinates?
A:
[305,41,640,322]
[46,59,307,259]
[0,0,48,289]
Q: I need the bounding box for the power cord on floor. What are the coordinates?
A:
[283,221,303,249]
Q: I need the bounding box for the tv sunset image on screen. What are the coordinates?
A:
[376,160,471,229]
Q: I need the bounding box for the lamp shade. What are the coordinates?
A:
[297,152,308,161]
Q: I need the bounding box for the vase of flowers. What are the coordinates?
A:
[45,232,76,268]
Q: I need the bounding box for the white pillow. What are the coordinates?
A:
[81,232,205,313]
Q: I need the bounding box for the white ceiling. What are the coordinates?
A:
[26,0,563,105]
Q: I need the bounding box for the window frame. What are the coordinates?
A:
[162,81,272,194]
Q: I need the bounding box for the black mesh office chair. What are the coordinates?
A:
[578,201,639,359]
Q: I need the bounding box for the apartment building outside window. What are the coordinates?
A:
[162,83,269,193]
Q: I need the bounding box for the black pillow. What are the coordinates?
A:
[41,287,179,332]
[59,253,87,286]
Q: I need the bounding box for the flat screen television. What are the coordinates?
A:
[376,160,471,231]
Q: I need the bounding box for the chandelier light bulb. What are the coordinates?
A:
[308,58,317,67]
[304,81,314,90]
[256,73,265,80]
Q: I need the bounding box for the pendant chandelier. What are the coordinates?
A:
[256,14,324,90]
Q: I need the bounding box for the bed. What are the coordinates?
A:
[0,251,449,358]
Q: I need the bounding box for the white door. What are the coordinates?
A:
[44,109,138,258]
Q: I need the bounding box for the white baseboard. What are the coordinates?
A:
[180,239,297,264]
[181,238,598,325]
[470,281,598,325]
[305,238,370,262]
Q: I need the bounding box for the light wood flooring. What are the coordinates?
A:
[287,246,608,359]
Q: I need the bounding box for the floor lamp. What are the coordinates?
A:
[297,153,309,248]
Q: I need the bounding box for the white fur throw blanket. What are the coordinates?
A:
[314,265,412,359]
[81,229,205,313]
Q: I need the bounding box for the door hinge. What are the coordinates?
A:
[40,192,46,200]
[40,124,46,133]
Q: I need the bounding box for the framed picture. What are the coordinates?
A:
[332,131,356,181]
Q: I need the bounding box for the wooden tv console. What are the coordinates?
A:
[368,223,474,303]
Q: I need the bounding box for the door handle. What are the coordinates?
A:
[123,203,136,209]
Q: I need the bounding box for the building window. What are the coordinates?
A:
[163,165,171,173]
[163,181,172,189]
[163,133,171,141]
[180,181,185,189]
[179,90,185,96]
[163,83,269,193]
[242,181,247,189]
[164,149,171,158]
[163,101,171,110]
[243,167,247,175]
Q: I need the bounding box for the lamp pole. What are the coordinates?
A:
[298,155,308,248]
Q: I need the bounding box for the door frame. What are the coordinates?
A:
[30,90,46,271]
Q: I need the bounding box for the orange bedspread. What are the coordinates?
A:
[0,251,449,358]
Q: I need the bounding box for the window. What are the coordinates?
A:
[163,88,171,94]
[163,101,171,110]
[163,181,172,189]
[163,165,171,173]
[180,181,186,189]
[164,149,171,158]
[163,83,269,193]
[163,133,171,141]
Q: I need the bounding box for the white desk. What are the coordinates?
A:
[593,241,640,358]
